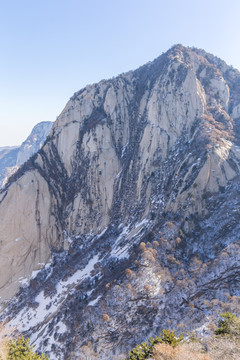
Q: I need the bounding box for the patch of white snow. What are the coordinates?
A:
[88,295,102,307]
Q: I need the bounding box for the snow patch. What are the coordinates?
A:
[56,321,68,334]
[96,227,107,239]
[88,295,102,307]
[18,277,29,286]
[9,254,99,331]
[121,142,129,157]
[134,218,149,229]
[111,219,150,259]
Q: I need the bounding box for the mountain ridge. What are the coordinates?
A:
[0,121,53,189]
[0,45,240,359]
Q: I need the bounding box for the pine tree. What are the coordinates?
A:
[7,337,48,360]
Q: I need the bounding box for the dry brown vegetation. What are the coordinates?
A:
[102,313,110,322]
[78,341,98,359]
[207,336,240,360]
[0,324,12,360]
[152,336,240,360]
[125,269,136,278]
[152,342,212,360]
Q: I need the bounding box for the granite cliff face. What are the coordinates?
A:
[0,121,53,188]
[1,45,240,359]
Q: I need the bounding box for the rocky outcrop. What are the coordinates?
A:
[1,45,240,359]
[0,121,53,188]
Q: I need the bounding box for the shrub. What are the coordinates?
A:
[102,313,110,322]
[125,269,135,278]
[176,237,181,244]
[214,312,240,336]
[139,242,146,251]
[125,339,152,360]
[159,329,184,347]
[125,330,184,360]
[144,284,151,293]
[7,336,48,359]
[78,341,98,359]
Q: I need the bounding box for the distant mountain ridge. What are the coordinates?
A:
[0,146,18,151]
[0,121,53,188]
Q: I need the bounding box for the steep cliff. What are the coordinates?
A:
[0,121,53,188]
[1,45,240,359]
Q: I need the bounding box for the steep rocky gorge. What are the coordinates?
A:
[1,45,240,359]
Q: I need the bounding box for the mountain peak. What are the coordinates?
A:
[1,47,240,359]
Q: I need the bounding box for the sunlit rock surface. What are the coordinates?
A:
[1,45,240,359]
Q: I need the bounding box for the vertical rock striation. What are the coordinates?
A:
[1,45,240,359]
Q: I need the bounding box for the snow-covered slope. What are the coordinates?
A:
[1,45,240,359]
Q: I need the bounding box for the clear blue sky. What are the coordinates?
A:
[1,0,240,147]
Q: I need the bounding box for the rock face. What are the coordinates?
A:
[0,121,53,188]
[1,45,240,359]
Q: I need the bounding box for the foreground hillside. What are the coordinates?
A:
[151,337,240,360]
[0,45,240,359]
[1,313,239,359]
[127,313,240,360]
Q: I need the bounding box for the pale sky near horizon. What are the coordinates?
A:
[1,0,240,147]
